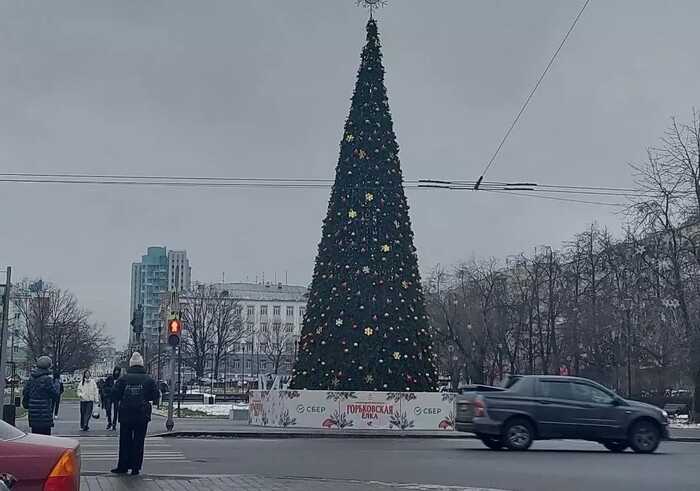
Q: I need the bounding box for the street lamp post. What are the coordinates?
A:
[624,298,633,398]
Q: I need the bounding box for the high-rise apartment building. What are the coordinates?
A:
[130,247,191,347]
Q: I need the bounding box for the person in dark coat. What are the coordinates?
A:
[111,352,159,476]
[52,374,64,418]
[22,356,60,435]
[102,366,122,430]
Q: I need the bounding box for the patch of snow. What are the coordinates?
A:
[671,422,700,429]
[178,403,249,417]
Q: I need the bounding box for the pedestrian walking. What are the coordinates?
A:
[22,356,60,435]
[77,370,100,431]
[52,374,64,418]
[111,352,159,476]
[102,367,122,430]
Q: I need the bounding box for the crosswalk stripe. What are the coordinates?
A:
[82,457,188,461]
[75,436,190,463]
[79,446,171,449]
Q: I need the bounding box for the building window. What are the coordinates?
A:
[233,359,241,370]
[285,323,294,333]
[246,322,254,333]
[247,305,255,317]
[260,305,268,316]
[260,359,268,370]
[299,307,305,318]
[273,321,281,333]
[260,322,269,333]
[286,306,294,317]
[246,359,252,370]
[235,306,243,317]
[273,305,281,316]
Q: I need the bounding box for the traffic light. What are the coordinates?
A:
[167,318,182,347]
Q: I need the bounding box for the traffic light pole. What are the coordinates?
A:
[165,343,176,432]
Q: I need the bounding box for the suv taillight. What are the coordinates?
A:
[474,398,486,417]
[44,449,80,491]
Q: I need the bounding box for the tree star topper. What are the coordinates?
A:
[356,0,387,18]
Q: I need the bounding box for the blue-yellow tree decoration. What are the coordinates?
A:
[290,13,438,392]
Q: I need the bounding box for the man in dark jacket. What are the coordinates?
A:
[102,366,122,430]
[111,352,159,476]
[22,356,60,435]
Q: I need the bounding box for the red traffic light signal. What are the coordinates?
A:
[167,319,182,347]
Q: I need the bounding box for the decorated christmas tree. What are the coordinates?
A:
[290,17,438,392]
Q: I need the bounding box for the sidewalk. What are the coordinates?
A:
[80,474,488,491]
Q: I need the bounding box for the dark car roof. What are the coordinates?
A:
[516,375,596,383]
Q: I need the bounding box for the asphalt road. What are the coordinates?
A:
[69,436,700,491]
[17,403,700,490]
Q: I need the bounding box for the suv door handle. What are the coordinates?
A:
[538,400,553,404]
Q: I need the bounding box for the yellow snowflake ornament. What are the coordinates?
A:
[381,244,391,253]
[348,209,358,219]
[345,134,355,142]
[365,192,374,202]
[393,351,401,360]
[364,327,374,336]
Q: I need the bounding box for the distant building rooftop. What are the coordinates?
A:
[192,282,308,302]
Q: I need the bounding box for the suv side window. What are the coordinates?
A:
[571,383,614,404]
[540,380,574,400]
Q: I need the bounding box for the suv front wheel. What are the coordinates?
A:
[503,418,534,451]
[629,420,661,454]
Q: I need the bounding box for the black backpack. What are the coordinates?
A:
[121,383,147,416]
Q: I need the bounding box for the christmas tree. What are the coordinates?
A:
[290,18,437,392]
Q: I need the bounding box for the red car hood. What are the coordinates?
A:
[0,434,79,491]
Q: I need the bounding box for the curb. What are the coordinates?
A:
[150,430,700,443]
[152,430,474,439]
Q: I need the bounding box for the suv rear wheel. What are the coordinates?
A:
[629,420,661,454]
[503,418,534,451]
[478,435,504,450]
[602,440,628,453]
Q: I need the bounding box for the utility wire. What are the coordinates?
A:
[486,189,624,207]
[474,0,592,189]
[0,173,657,197]
[0,171,658,207]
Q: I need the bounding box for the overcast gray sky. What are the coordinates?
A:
[2,0,699,345]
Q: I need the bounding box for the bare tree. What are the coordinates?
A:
[630,112,700,420]
[181,285,217,379]
[258,319,295,375]
[13,281,111,375]
[181,284,250,380]
[211,290,248,379]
